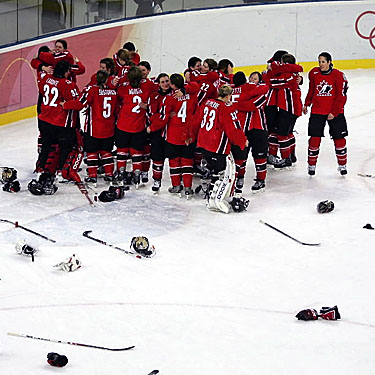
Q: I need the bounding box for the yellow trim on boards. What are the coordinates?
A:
[0,105,36,127]
[0,59,374,126]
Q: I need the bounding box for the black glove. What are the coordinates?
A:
[295,308,318,321]
[320,306,341,320]
[3,180,20,192]
[47,352,68,367]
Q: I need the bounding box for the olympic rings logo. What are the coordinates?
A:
[355,11,375,50]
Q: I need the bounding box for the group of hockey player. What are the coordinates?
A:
[22,38,349,213]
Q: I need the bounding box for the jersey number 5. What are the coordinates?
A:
[103,97,112,118]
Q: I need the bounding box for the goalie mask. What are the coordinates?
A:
[317,200,334,214]
[0,167,17,184]
[130,236,155,257]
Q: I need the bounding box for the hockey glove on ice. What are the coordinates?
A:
[295,308,318,321]
[47,352,68,367]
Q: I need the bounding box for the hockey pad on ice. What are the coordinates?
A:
[47,352,68,367]
[319,306,341,320]
[3,180,20,193]
[295,308,318,321]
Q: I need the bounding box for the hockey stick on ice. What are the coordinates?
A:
[7,332,135,351]
[259,219,321,246]
[358,173,375,179]
[82,230,142,259]
[147,371,159,375]
[0,219,56,243]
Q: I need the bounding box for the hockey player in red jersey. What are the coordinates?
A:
[122,41,141,65]
[146,73,172,193]
[86,58,116,88]
[116,66,154,187]
[218,59,234,86]
[113,48,134,82]
[33,39,85,82]
[264,54,303,169]
[231,71,269,193]
[190,85,249,213]
[190,58,220,106]
[29,60,81,195]
[64,70,118,183]
[262,50,288,166]
[149,74,199,197]
[303,52,349,176]
[184,56,202,83]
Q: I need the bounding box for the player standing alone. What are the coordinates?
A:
[303,52,349,176]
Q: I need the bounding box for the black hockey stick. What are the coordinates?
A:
[82,230,142,258]
[7,332,134,351]
[147,371,159,375]
[259,219,321,246]
[358,173,375,179]
[0,219,56,243]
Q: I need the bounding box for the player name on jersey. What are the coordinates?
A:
[98,89,117,96]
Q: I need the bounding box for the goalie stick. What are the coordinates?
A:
[76,181,95,206]
[358,173,375,178]
[0,219,56,243]
[7,332,134,351]
[259,219,321,246]
[83,230,142,259]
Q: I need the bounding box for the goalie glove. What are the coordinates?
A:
[3,180,21,193]
[55,254,82,272]
[15,240,38,261]
[319,306,341,320]
[295,308,318,321]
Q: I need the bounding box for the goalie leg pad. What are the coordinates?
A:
[207,153,236,214]
[61,148,83,182]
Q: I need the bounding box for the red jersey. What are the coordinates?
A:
[190,70,220,106]
[38,51,75,66]
[150,90,198,145]
[80,85,118,138]
[86,73,117,89]
[117,80,153,133]
[304,67,348,116]
[194,99,247,154]
[232,82,269,131]
[38,74,80,128]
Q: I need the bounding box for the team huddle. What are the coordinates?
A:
[24,39,349,213]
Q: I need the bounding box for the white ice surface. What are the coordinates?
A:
[1,69,375,375]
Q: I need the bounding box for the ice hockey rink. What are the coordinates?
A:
[1,68,375,374]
